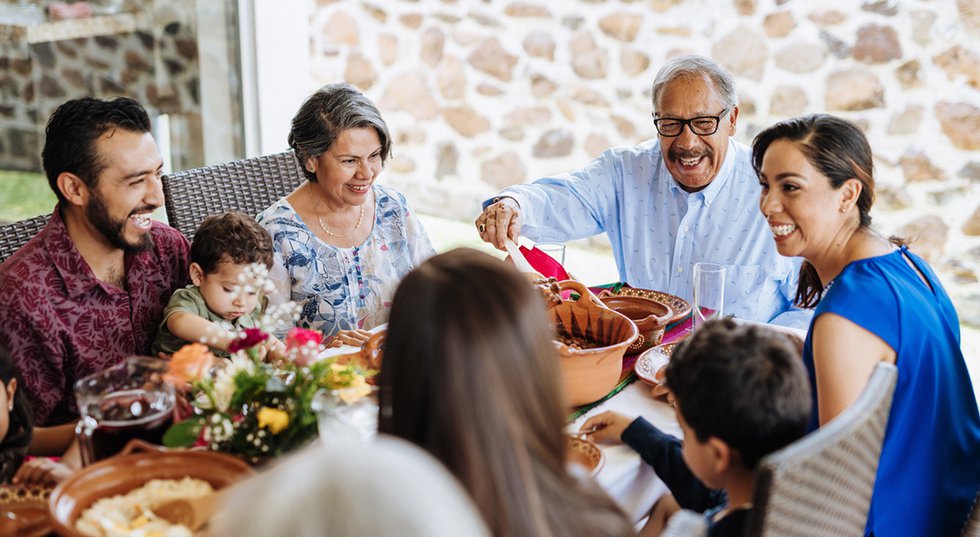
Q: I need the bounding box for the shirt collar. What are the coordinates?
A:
[666,138,738,208]
[45,207,114,299]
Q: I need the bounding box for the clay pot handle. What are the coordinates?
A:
[557,280,607,310]
[119,439,168,456]
[639,304,673,327]
[360,331,386,371]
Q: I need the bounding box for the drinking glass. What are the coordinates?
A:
[692,262,726,331]
[74,356,175,466]
[312,385,379,442]
[535,242,566,265]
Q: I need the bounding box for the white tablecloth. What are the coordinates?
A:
[570,381,679,522]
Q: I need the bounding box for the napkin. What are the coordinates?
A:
[519,245,570,281]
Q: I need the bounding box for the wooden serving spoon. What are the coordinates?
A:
[151,491,221,532]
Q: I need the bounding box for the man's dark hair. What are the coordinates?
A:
[190,212,274,274]
[666,319,811,468]
[42,97,152,204]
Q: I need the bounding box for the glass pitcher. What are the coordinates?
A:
[74,356,175,466]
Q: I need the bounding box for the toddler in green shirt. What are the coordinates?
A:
[152,212,284,359]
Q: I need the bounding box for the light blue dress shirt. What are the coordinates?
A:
[492,138,812,329]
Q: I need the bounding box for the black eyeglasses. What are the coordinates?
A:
[652,108,731,137]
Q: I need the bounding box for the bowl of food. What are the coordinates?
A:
[49,440,254,537]
[565,434,604,477]
[550,280,638,407]
[599,285,692,325]
[599,295,673,355]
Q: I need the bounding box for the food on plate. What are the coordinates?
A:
[76,477,213,537]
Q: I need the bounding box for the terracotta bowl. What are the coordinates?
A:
[565,435,604,477]
[600,295,673,355]
[551,280,638,407]
[49,440,254,537]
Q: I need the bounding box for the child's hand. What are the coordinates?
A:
[579,411,636,444]
[12,457,74,486]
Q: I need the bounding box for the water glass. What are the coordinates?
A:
[692,262,726,331]
[312,385,379,442]
[536,242,566,265]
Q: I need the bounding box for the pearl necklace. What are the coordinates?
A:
[308,182,364,240]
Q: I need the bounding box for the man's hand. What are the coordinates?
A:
[475,198,522,250]
[579,410,636,445]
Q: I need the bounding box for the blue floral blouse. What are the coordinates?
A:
[257,185,434,337]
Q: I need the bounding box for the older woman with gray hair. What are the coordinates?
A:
[257,83,434,342]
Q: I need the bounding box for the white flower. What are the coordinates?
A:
[212,353,256,412]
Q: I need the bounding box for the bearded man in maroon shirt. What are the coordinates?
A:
[0,98,190,458]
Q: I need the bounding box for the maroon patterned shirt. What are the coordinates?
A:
[0,209,190,426]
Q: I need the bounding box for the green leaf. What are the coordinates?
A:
[163,416,204,447]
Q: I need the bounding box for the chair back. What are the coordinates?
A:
[0,213,50,264]
[962,488,980,537]
[748,362,898,537]
[661,509,708,537]
[162,150,305,240]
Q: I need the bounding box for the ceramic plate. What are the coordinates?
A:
[634,344,674,387]
[0,485,52,537]
[565,435,604,477]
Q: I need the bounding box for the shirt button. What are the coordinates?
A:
[683,225,690,233]
[676,266,684,273]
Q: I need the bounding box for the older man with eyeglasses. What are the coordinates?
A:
[475,54,810,328]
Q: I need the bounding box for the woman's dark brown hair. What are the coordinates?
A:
[378,248,633,537]
[751,114,878,308]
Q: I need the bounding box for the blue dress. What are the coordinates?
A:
[803,245,980,537]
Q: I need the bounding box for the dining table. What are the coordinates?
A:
[569,319,807,525]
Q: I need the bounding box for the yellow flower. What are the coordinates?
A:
[257,407,290,434]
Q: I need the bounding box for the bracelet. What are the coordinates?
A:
[491,196,519,209]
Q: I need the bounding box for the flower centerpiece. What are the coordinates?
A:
[161,264,376,463]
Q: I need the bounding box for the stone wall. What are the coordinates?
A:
[0,0,203,171]
[294,0,974,325]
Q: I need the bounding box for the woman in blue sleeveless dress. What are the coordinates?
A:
[751,114,980,537]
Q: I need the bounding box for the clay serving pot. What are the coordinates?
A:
[551,280,638,407]
[49,440,254,537]
[599,295,673,355]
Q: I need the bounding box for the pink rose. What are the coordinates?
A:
[286,328,324,366]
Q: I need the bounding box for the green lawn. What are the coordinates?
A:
[0,170,56,223]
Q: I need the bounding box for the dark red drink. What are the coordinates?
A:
[86,389,174,462]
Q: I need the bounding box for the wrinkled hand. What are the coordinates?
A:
[13,457,74,486]
[475,198,522,250]
[579,411,635,445]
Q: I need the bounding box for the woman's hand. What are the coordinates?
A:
[579,411,635,445]
[329,329,373,348]
[12,458,74,486]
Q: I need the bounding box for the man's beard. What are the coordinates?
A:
[86,192,155,253]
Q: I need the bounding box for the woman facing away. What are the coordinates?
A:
[257,83,434,345]
[378,248,634,537]
[753,113,980,537]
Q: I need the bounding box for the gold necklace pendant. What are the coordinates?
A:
[308,182,365,240]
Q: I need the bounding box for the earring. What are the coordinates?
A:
[839,205,847,213]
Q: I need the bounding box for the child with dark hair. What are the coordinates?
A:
[0,345,32,482]
[152,212,283,358]
[581,319,812,536]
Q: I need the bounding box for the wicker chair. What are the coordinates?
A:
[162,150,305,240]
[747,361,897,537]
[962,489,980,537]
[0,213,51,264]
